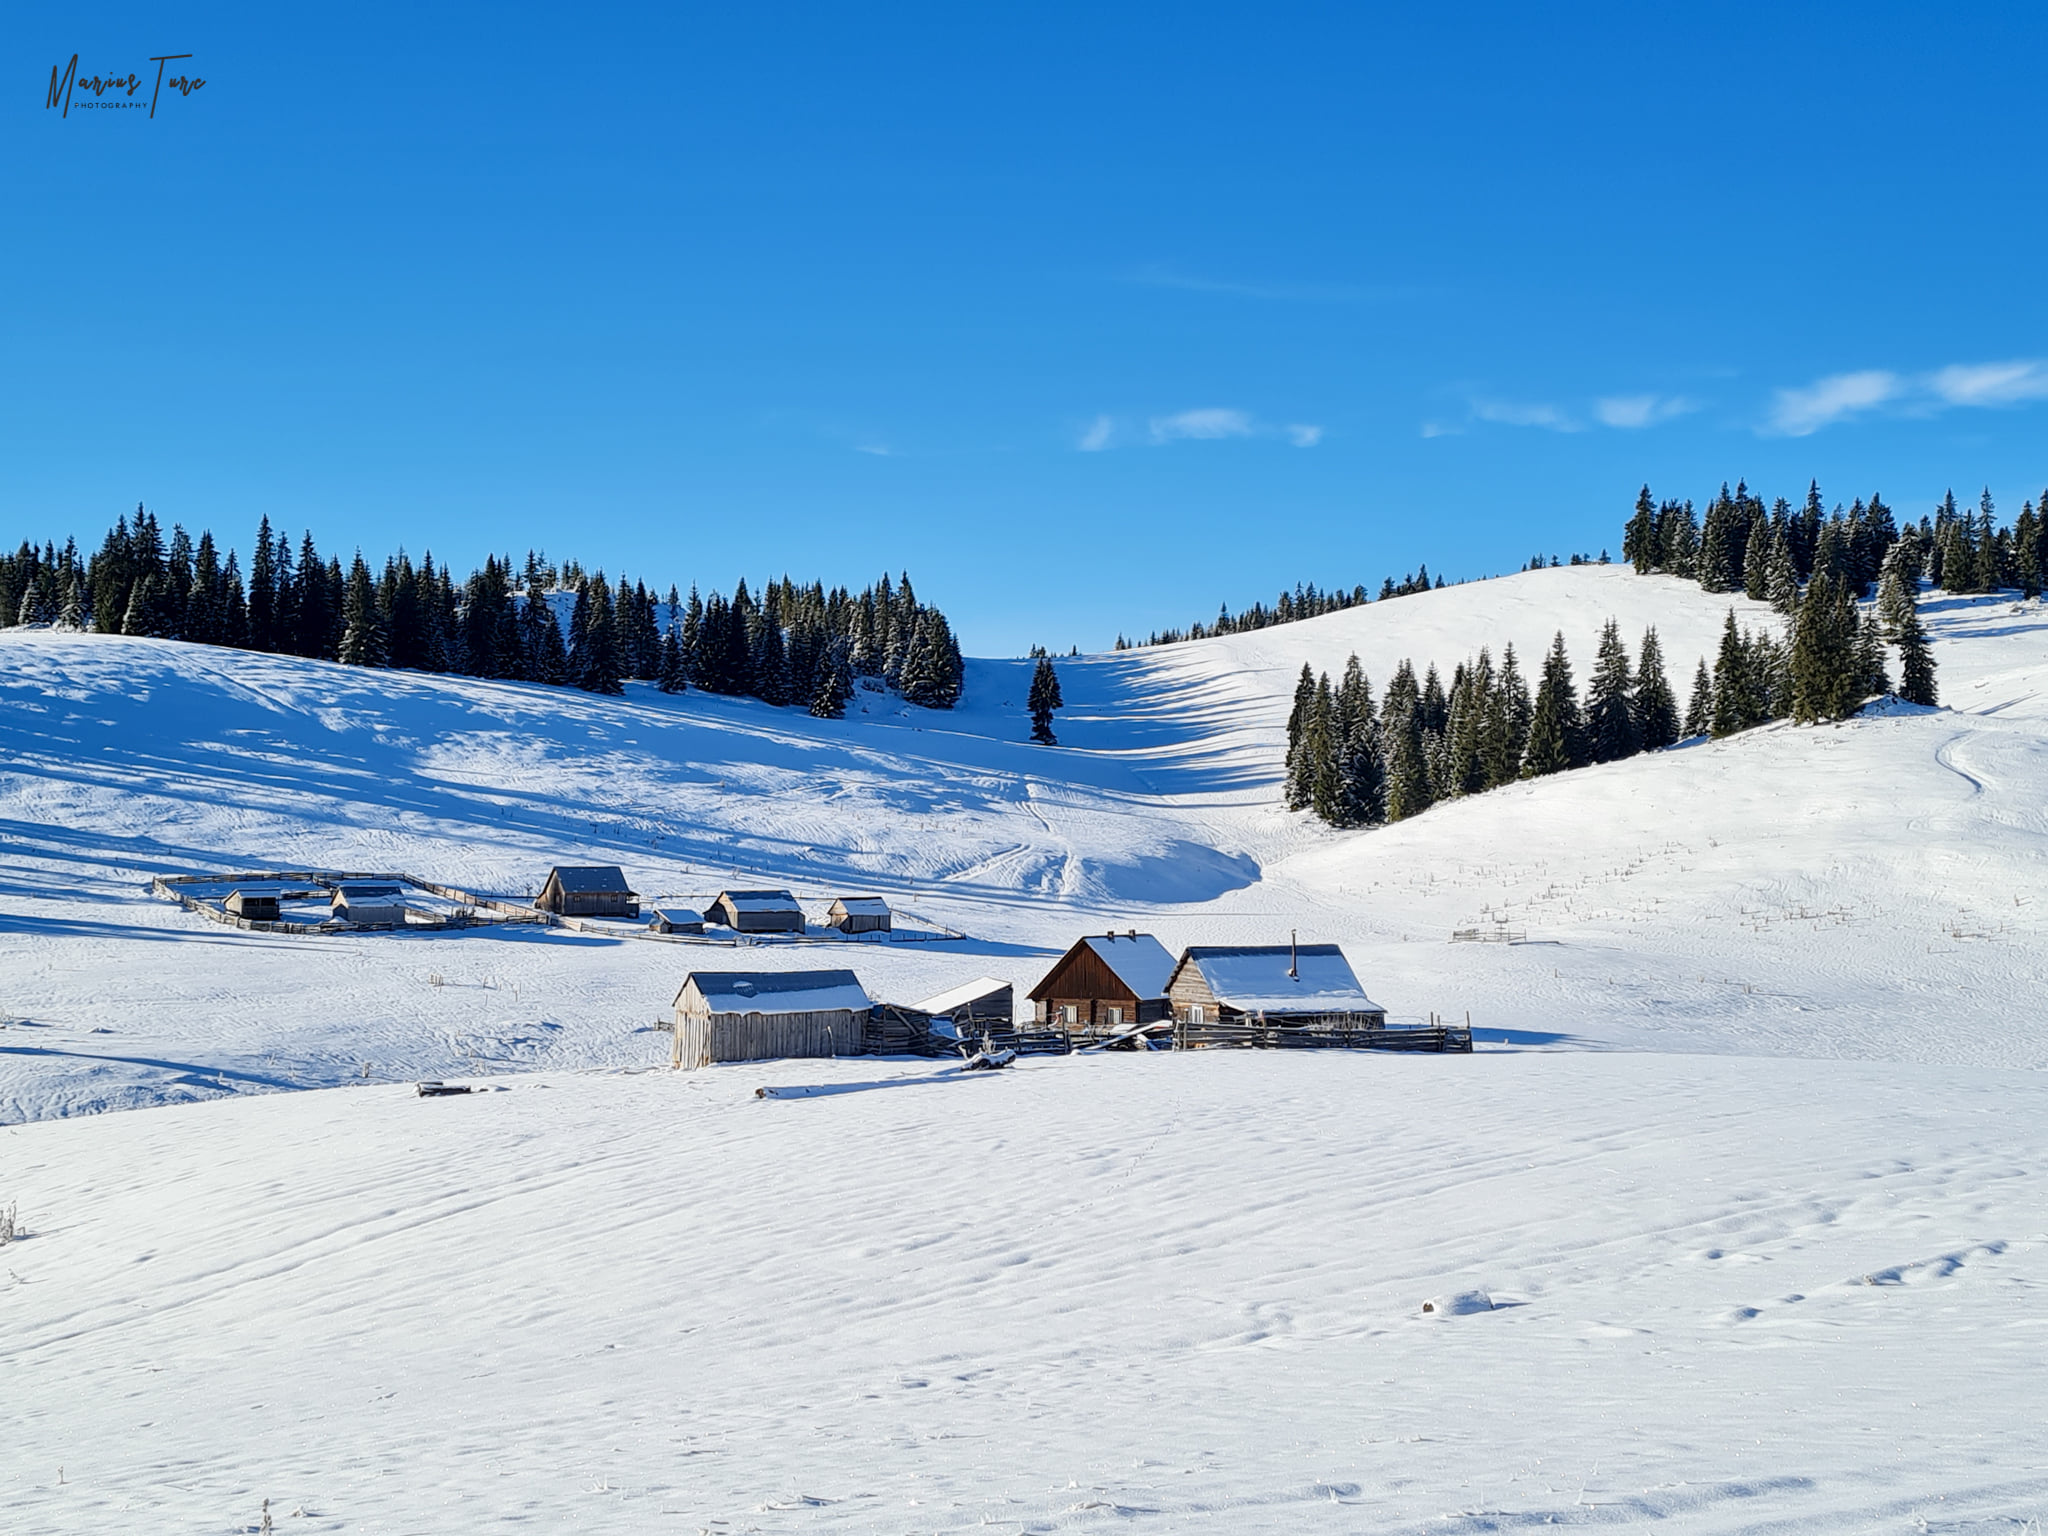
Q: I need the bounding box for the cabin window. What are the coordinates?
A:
[1060,1004,1078,1025]
[1189,1005,1206,1024]
[1106,1006,1123,1026]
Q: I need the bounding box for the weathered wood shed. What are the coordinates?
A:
[826,896,892,934]
[1027,933,1176,1032]
[649,906,705,935]
[709,889,805,934]
[223,888,281,922]
[672,969,873,1068]
[915,975,1014,1028]
[536,865,640,919]
[331,882,407,926]
[1166,943,1385,1027]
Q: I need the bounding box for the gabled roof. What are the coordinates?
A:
[333,882,404,900]
[915,975,1013,1015]
[830,896,891,915]
[715,888,801,913]
[1172,944,1380,1014]
[676,969,871,1015]
[1030,933,1176,1001]
[652,906,704,924]
[546,865,636,895]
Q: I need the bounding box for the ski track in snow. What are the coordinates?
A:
[4,566,2048,1531]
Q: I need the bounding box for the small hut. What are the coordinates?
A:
[649,906,706,935]
[709,889,805,934]
[915,975,1014,1029]
[1166,943,1385,1027]
[223,888,281,922]
[672,969,873,1068]
[1027,932,1176,1033]
[332,882,407,926]
[536,866,639,919]
[825,896,892,935]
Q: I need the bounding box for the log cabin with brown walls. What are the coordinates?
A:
[1026,932,1176,1034]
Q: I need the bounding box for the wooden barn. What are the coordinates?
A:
[825,896,892,934]
[536,865,640,919]
[916,975,1014,1029]
[1166,943,1385,1027]
[223,888,281,922]
[671,969,873,1068]
[709,889,805,934]
[331,882,407,925]
[1027,932,1176,1033]
[649,906,705,935]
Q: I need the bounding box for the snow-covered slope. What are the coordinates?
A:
[4,566,2046,1120]
[7,564,2048,1533]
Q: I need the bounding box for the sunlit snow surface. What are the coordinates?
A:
[4,565,2048,1530]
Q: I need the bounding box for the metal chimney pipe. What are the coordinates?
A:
[1289,929,1298,978]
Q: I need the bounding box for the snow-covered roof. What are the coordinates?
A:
[547,865,635,895]
[715,888,801,913]
[831,896,891,916]
[677,970,872,1015]
[916,975,1013,1015]
[333,883,404,900]
[652,906,704,924]
[1081,933,1177,1000]
[1176,945,1381,1014]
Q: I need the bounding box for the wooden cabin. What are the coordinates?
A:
[915,975,1014,1029]
[672,969,873,1068]
[331,882,407,926]
[826,896,892,934]
[1166,943,1385,1027]
[223,888,280,922]
[649,906,705,935]
[536,865,639,919]
[709,889,805,934]
[1027,933,1176,1033]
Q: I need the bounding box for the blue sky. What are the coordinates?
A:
[8,3,2048,654]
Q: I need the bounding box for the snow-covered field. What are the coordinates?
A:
[4,563,2047,1531]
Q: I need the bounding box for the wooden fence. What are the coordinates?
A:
[1173,1017,1474,1053]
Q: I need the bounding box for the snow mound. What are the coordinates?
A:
[1420,1289,1495,1316]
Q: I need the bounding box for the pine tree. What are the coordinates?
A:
[1623,485,1657,573]
[248,515,277,650]
[1480,643,1532,788]
[337,552,389,667]
[1333,656,1384,826]
[1633,627,1680,750]
[1585,619,1637,763]
[1307,674,1343,823]
[1028,657,1063,744]
[1283,664,1317,809]
[1789,572,1858,723]
[1520,631,1583,777]
[1382,661,1431,820]
[1683,658,1714,738]
[1896,600,1938,706]
[809,639,853,719]
[573,578,624,695]
[1853,606,1889,699]
[1710,611,1760,736]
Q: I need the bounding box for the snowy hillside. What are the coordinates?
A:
[6,563,2048,1532]
[3,565,2046,1121]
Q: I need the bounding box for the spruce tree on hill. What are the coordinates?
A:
[1520,631,1583,777]
[573,580,625,695]
[1683,658,1714,738]
[1307,674,1344,824]
[1284,663,1317,810]
[1586,619,1637,763]
[657,621,686,694]
[1481,643,1532,789]
[1633,628,1680,750]
[1381,661,1431,820]
[809,639,853,720]
[294,533,337,659]
[1854,608,1889,699]
[1028,657,1063,745]
[1624,486,1657,574]
[122,573,170,638]
[1896,601,1938,706]
[1790,572,1859,723]
[337,553,389,668]
[248,516,277,651]
[1710,611,1761,736]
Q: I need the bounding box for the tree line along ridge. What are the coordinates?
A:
[0,510,965,715]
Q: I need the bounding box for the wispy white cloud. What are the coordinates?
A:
[1077,407,1323,450]
[1471,398,1581,432]
[1149,407,1256,443]
[852,442,894,457]
[1594,393,1697,429]
[1926,359,2048,407]
[1765,370,1905,436]
[1419,420,1465,439]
